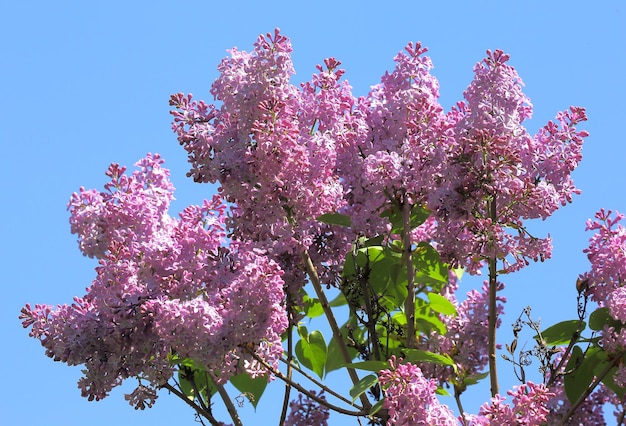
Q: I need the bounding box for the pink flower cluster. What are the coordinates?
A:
[445,282,506,381]
[434,50,587,273]
[20,155,288,406]
[467,381,554,425]
[22,29,593,421]
[284,391,330,426]
[580,209,626,360]
[170,30,352,290]
[337,41,450,236]
[171,29,588,282]
[378,357,458,425]
[582,209,626,314]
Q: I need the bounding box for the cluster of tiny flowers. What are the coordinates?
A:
[20,155,287,405]
[337,41,450,236]
[466,381,554,425]
[413,280,505,386]
[580,209,626,370]
[124,384,158,410]
[433,50,587,273]
[283,391,330,426]
[581,209,626,313]
[172,30,587,284]
[442,282,505,383]
[378,357,458,425]
[170,29,353,291]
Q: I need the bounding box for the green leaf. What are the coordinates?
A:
[369,399,385,416]
[376,324,403,349]
[295,327,327,379]
[564,345,595,403]
[349,374,379,401]
[599,352,626,399]
[329,292,347,307]
[589,307,622,331]
[361,235,386,247]
[415,299,447,335]
[344,360,389,372]
[178,370,196,400]
[380,204,430,233]
[195,369,217,400]
[413,242,449,289]
[402,349,455,367]
[177,367,216,401]
[463,371,489,386]
[302,294,324,318]
[427,292,457,316]
[317,212,351,227]
[325,332,358,374]
[452,267,464,280]
[536,320,585,346]
[392,311,407,326]
[415,315,446,335]
[436,387,451,396]
[344,243,407,312]
[589,307,611,331]
[172,356,203,369]
[230,372,268,409]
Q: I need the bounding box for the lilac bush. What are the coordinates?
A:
[21,29,626,425]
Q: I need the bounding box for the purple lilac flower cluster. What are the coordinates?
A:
[20,154,287,406]
[172,30,587,283]
[582,210,626,363]
[378,357,458,425]
[434,50,587,274]
[170,30,352,291]
[284,391,330,426]
[466,381,554,425]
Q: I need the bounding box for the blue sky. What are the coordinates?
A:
[2,1,625,425]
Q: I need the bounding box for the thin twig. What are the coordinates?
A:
[215,382,243,426]
[279,356,362,408]
[454,385,468,426]
[402,197,417,349]
[247,347,369,417]
[487,197,499,397]
[279,323,294,425]
[161,382,222,426]
[558,350,626,425]
[301,250,372,410]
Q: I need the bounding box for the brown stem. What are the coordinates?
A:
[358,265,382,361]
[487,197,499,397]
[301,250,372,410]
[248,348,368,417]
[279,356,361,408]
[279,324,294,425]
[454,385,468,426]
[558,350,626,425]
[215,383,243,426]
[161,382,222,426]
[402,197,417,349]
[545,319,584,388]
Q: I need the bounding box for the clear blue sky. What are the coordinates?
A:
[2,1,625,425]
